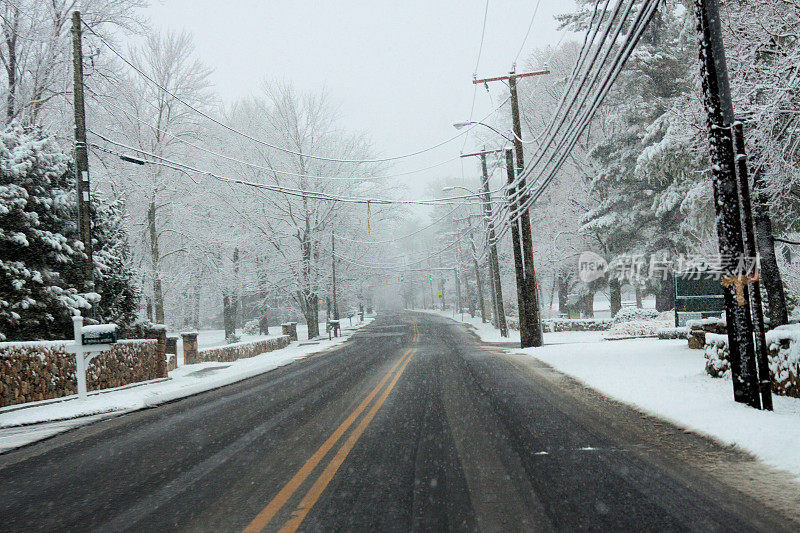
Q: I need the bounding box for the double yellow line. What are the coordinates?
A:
[243,320,420,533]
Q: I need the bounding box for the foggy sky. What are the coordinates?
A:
[144,1,574,203]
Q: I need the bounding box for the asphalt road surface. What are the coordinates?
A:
[1,312,797,532]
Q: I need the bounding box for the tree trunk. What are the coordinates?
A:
[582,291,595,318]
[232,247,240,332]
[193,282,200,329]
[557,273,569,316]
[609,278,622,318]
[147,201,165,324]
[654,271,675,312]
[752,168,788,327]
[223,292,234,340]
[473,256,486,322]
[635,286,643,308]
[5,9,18,123]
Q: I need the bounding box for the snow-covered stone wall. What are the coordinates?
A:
[187,335,291,364]
[703,327,800,398]
[0,339,164,407]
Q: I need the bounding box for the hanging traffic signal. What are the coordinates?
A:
[399,274,404,281]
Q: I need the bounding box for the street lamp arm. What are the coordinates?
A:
[453,121,524,144]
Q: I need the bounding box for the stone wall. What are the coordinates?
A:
[187,336,291,364]
[0,339,164,407]
[703,329,800,398]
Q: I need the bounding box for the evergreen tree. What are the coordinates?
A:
[92,196,140,332]
[0,124,141,340]
[0,124,89,340]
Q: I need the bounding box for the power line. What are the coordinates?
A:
[87,130,503,206]
[486,0,659,242]
[83,21,492,165]
[85,85,465,182]
[332,204,461,245]
[474,0,490,75]
[514,0,543,66]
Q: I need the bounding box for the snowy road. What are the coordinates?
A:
[0,312,796,531]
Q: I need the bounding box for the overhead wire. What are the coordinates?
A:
[514,0,543,66]
[87,130,506,206]
[509,0,659,220]
[484,0,660,244]
[85,85,467,182]
[83,20,490,165]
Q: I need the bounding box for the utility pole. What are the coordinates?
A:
[331,233,339,321]
[475,69,548,347]
[468,230,487,323]
[506,148,528,342]
[461,147,508,336]
[694,0,760,408]
[71,11,93,292]
[733,123,772,410]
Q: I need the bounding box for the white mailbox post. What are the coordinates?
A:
[66,315,118,400]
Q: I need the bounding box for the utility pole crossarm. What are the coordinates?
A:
[461,149,505,158]
[473,69,550,84]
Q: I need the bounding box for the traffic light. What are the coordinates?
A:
[428,275,433,281]
[399,275,404,281]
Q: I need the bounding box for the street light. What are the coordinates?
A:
[453,121,521,143]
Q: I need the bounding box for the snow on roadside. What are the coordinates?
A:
[513,338,800,479]
[416,309,604,345]
[0,318,373,430]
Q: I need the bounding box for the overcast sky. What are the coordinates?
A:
[144,1,576,202]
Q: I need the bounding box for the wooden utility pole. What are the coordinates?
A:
[694,0,760,408]
[461,147,508,336]
[733,123,772,410]
[506,148,528,341]
[71,11,94,291]
[331,233,339,321]
[468,231,487,323]
[475,69,548,347]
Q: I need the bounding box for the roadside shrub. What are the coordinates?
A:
[243,319,260,335]
[612,307,659,324]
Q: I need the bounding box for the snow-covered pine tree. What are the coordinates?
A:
[0,124,141,340]
[0,124,89,340]
[92,195,140,333]
[563,2,698,310]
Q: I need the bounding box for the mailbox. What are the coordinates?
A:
[81,324,118,345]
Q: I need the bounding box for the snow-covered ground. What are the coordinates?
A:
[427,309,800,479]
[193,320,348,349]
[0,318,373,451]
[417,309,604,345]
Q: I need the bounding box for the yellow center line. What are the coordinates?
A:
[278,348,417,533]
[242,347,415,533]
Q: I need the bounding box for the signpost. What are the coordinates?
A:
[674,274,726,327]
[66,314,118,400]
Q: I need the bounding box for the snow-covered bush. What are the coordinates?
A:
[243,319,260,335]
[704,333,730,377]
[765,325,800,398]
[704,327,799,398]
[606,319,668,339]
[657,327,688,340]
[543,318,612,332]
[611,307,659,325]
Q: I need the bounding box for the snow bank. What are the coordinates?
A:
[514,338,800,478]
[0,318,373,432]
